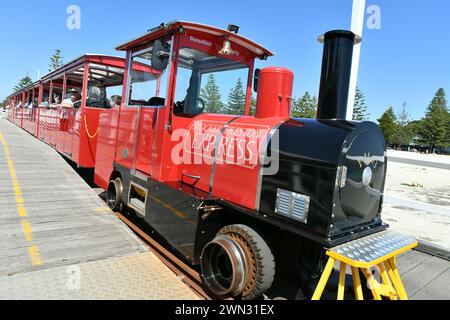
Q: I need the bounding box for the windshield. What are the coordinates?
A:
[174,47,249,116]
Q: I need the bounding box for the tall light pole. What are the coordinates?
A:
[347,0,366,121]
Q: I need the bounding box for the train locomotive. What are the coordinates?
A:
[6,22,389,300]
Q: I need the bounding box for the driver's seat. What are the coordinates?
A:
[148,97,165,107]
[183,70,202,115]
[87,87,102,107]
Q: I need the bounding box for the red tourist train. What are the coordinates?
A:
[6,21,388,299]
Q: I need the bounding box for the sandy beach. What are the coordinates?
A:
[384,151,450,250]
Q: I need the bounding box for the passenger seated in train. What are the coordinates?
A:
[69,88,82,108]
[41,97,49,107]
[62,88,80,104]
[53,94,62,105]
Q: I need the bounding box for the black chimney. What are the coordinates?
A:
[317,30,361,120]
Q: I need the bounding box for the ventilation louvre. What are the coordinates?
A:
[275,189,310,224]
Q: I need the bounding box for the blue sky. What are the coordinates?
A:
[1,0,449,121]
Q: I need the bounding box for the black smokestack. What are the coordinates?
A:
[317,30,361,120]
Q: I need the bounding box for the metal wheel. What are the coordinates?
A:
[201,224,275,300]
[106,177,123,212]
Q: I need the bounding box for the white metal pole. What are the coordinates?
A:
[347,0,366,120]
[28,68,41,81]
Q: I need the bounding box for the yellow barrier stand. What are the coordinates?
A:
[312,231,418,300]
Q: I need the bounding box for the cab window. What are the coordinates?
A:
[127,39,171,107]
[173,47,249,117]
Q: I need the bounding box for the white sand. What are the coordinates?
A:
[383,203,450,250]
[383,160,450,250]
[385,162,450,206]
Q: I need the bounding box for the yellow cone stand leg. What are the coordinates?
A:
[378,263,398,300]
[312,257,336,300]
[351,267,364,300]
[337,262,347,300]
[362,269,382,300]
[386,258,408,300]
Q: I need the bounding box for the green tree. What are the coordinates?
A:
[249,95,257,116]
[406,120,423,145]
[13,76,33,92]
[378,106,398,144]
[49,49,64,72]
[0,98,6,110]
[291,91,317,118]
[353,86,371,120]
[393,102,413,146]
[417,88,450,151]
[226,78,246,115]
[200,74,224,114]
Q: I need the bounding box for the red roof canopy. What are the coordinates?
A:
[116,20,274,59]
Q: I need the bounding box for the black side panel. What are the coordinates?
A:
[114,164,201,263]
[144,180,201,262]
[260,119,350,243]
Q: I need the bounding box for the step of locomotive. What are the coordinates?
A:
[0,119,200,299]
[130,198,145,214]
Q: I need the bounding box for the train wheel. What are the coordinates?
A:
[201,224,275,300]
[106,177,123,212]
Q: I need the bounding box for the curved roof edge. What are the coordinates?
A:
[8,54,125,97]
[116,20,274,59]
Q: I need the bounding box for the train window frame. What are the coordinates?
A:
[172,46,251,118]
[85,63,125,110]
[125,36,174,109]
[60,65,85,109]
[49,76,64,106]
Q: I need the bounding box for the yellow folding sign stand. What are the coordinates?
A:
[312,231,418,300]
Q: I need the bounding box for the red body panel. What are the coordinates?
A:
[78,108,102,168]
[136,108,160,175]
[211,116,286,209]
[94,106,121,190]
[37,106,48,141]
[114,107,139,170]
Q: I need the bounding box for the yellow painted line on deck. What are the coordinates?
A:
[0,131,42,267]
[21,220,34,242]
